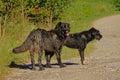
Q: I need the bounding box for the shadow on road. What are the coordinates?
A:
[8,61,79,70]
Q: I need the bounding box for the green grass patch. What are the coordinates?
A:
[0,19,33,75]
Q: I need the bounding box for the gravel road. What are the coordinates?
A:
[4,15,120,80]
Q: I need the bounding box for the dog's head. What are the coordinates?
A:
[89,27,102,40]
[55,22,70,39]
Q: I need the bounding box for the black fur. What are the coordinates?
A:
[45,27,102,67]
[12,22,70,70]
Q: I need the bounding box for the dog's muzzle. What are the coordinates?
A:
[65,31,70,37]
[96,35,102,40]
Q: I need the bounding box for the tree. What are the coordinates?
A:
[0,0,71,38]
[26,0,71,27]
[114,0,120,11]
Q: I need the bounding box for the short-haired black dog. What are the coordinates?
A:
[12,22,70,70]
[45,27,102,67]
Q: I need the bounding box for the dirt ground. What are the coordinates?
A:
[3,15,120,80]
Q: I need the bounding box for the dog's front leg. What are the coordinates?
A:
[79,49,85,65]
[45,53,52,68]
[55,51,66,68]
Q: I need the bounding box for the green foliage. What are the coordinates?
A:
[21,0,70,26]
[61,0,119,33]
[114,0,120,11]
[0,0,71,36]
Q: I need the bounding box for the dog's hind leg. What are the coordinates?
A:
[45,54,51,68]
[79,49,85,65]
[38,49,45,71]
[29,50,36,70]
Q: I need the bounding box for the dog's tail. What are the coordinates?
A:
[12,30,36,53]
[12,39,32,53]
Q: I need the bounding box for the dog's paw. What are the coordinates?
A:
[31,67,36,70]
[46,64,52,68]
[38,67,45,71]
[81,61,85,65]
[60,64,66,68]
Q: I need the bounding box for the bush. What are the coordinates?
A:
[114,0,120,11]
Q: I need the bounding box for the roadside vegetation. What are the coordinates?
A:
[0,0,120,75]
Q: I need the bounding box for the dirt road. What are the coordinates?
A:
[4,15,120,80]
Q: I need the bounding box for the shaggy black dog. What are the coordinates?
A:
[45,27,102,67]
[12,22,70,70]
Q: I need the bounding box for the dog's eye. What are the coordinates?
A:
[64,25,67,28]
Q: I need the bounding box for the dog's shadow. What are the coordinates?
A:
[9,61,79,70]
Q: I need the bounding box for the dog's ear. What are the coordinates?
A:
[57,22,62,26]
[81,34,87,40]
[89,27,98,32]
[56,22,62,27]
[90,27,95,30]
[55,22,62,31]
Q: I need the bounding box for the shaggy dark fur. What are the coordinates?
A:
[45,27,102,67]
[12,22,70,70]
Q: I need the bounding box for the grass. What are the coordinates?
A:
[0,0,120,76]
[0,19,33,75]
